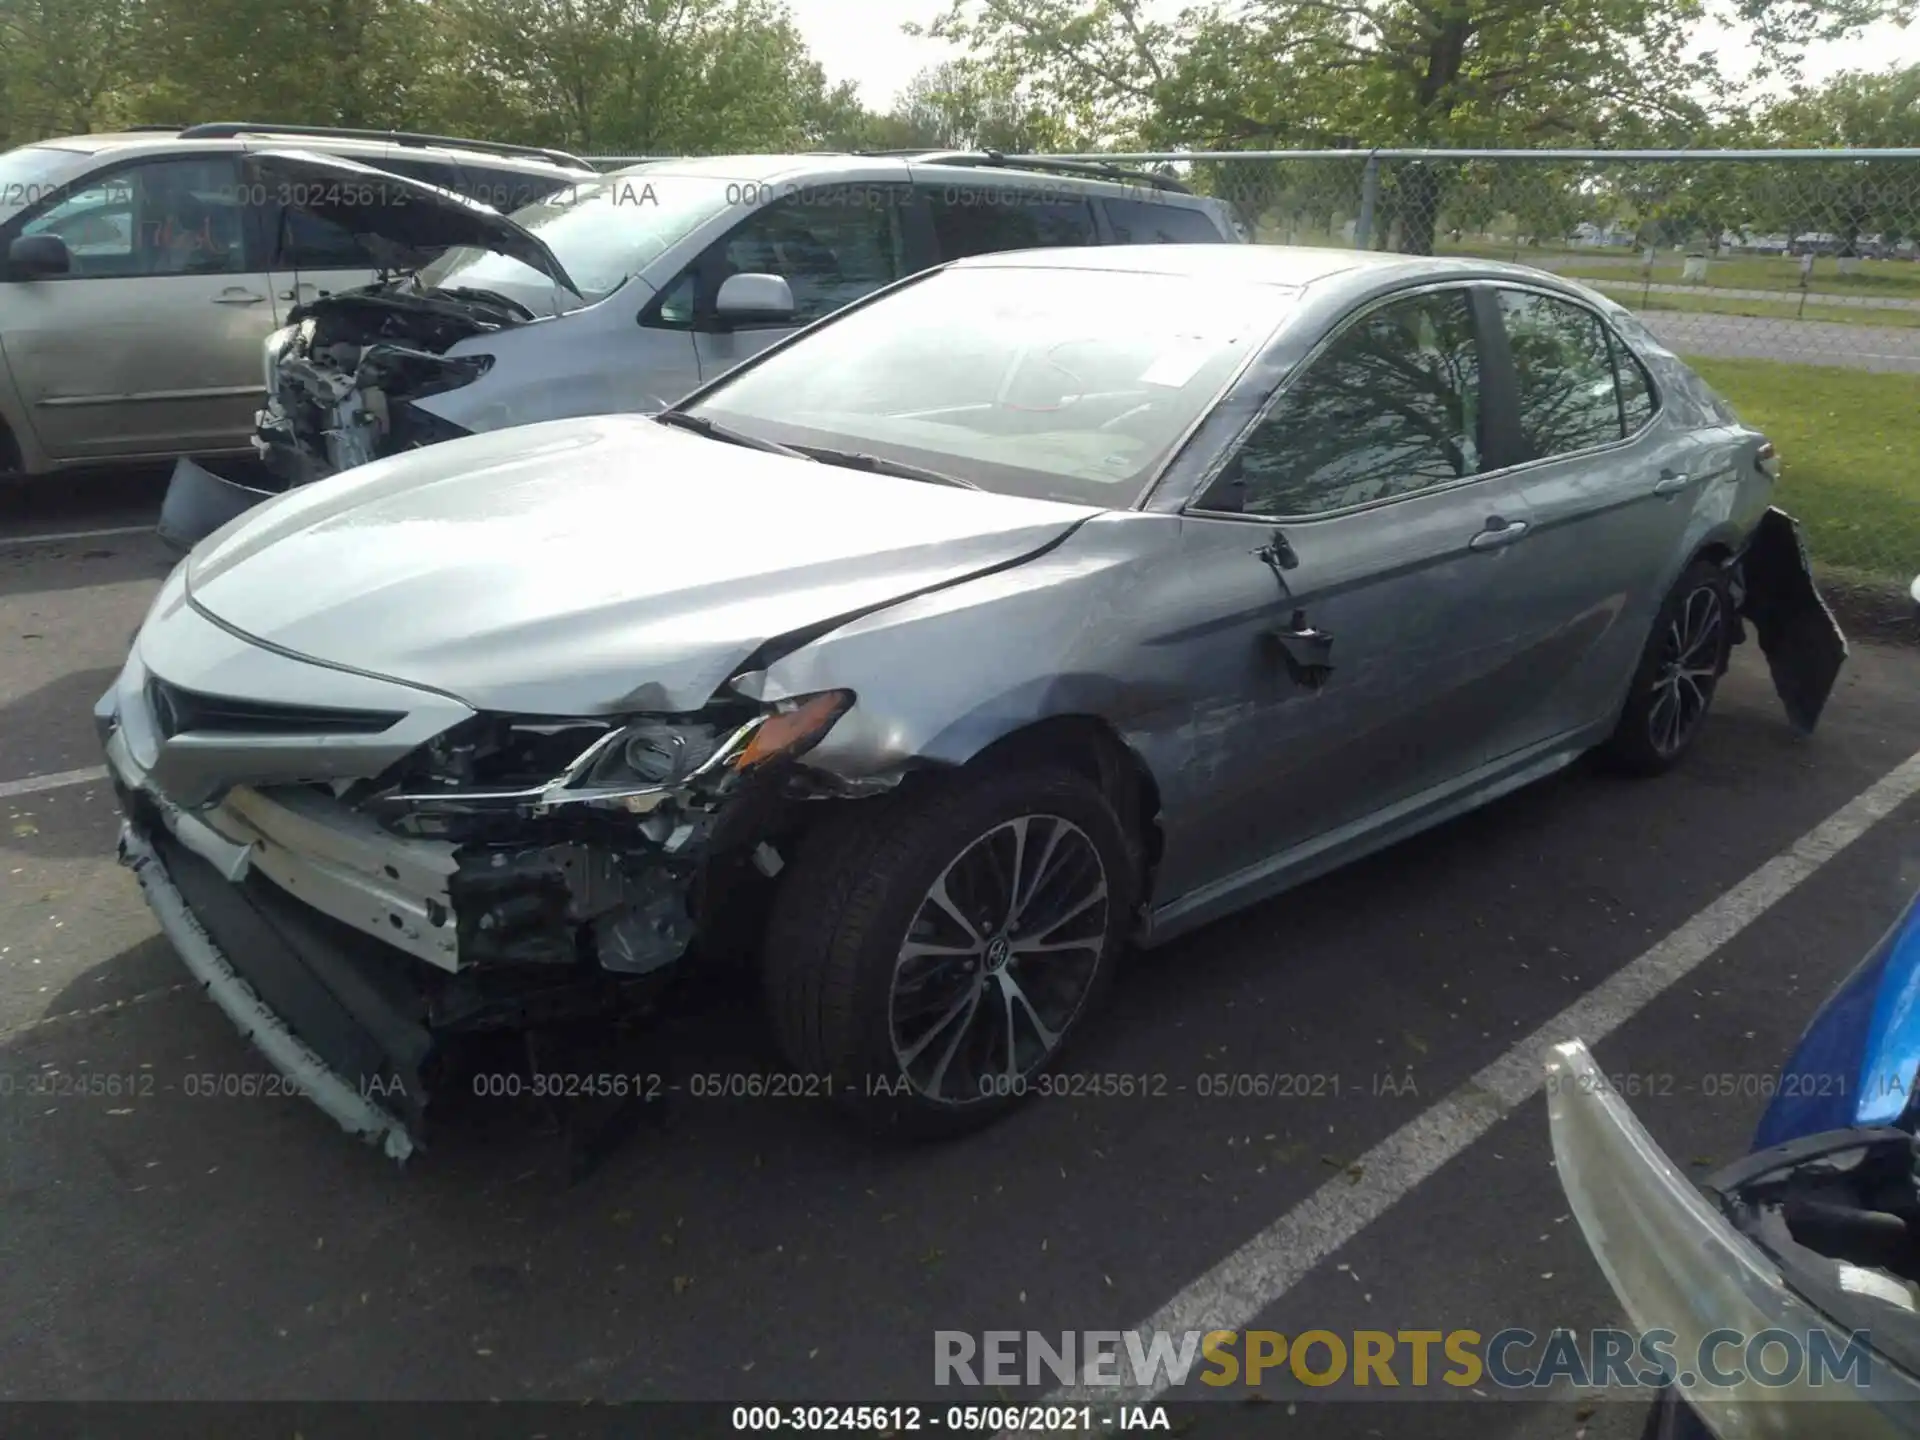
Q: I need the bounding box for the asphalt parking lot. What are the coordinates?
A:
[4,473,1919,1438]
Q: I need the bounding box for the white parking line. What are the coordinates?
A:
[0,524,154,548]
[1058,745,1920,1404]
[0,765,109,800]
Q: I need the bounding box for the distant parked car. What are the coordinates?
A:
[238,150,1247,490]
[101,244,1845,1158]
[0,124,595,483]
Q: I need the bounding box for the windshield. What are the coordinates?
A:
[418,172,739,308]
[0,145,89,223]
[686,265,1287,507]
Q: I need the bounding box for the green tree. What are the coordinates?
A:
[0,0,145,141]
[1754,64,1920,251]
[923,0,1913,252]
[428,0,834,154]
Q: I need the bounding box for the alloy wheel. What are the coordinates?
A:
[1647,584,1725,758]
[886,813,1110,1105]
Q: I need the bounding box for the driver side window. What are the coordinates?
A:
[695,186,905,329]
[22,157,245,279]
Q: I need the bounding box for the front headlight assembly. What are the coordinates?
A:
[373,689,855,825]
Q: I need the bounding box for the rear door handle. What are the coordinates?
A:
[1469,516,1529,551]
[1652,468,1690,496]
[212,287,266,306]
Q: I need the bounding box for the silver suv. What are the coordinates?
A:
[248,150,1249,490]
[0,123,596,478]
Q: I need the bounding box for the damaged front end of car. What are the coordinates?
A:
[255,290,514,487]
[100,650,868,1161]
[361,690,856,977]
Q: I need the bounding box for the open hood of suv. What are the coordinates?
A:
[245,148,581,296]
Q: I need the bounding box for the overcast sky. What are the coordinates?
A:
[784,0,1920,112]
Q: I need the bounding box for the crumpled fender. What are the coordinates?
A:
[1735,506,1848,734]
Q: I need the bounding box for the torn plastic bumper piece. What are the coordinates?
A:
[116,809,428,1162]
[156,456,279,555]
[1736,506,1848,735]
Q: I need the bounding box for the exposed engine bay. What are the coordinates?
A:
[257,285,525,482]
[1709,1128,1920,1375]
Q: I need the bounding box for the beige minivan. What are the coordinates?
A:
[0,123,595,478]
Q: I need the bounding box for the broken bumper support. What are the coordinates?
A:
[119,818,421,1161]
[1735,506,1848,735]
[157,457,279,554]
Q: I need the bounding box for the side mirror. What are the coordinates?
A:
[7,233,71,279]
[713,272,795,327]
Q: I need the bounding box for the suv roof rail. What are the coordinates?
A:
[174,123,590,170]
[895,150,1194,194]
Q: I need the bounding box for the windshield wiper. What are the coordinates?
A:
[650,411,812,458]
[787,445,982,490]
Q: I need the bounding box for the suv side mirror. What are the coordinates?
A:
[713,272,795,327]
[7,233,72,279]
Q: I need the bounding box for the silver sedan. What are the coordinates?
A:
[96,244,1846,1157]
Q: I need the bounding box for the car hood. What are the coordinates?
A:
[1750,883,1920,1150]
[245,149,580,296]
[182,415,1098,716]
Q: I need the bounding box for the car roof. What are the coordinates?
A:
[604,152,1214,202]
[949,242,1615,298]
[20,131,590,174]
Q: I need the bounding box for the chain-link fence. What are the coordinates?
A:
[581,147,1919,611]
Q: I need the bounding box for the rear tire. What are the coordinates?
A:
[762,764,1135,1141]
[1599,558,1733,776]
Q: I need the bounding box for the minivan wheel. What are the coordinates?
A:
[1600,558,1732,776]
[762,764,1135,1140]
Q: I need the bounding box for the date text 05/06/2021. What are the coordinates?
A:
[728,1405,1172,1432]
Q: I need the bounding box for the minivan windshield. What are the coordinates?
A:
[419,172,740,308]
[685,265,1290,507]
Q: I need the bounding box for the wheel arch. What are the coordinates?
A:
[955,713,1165,908]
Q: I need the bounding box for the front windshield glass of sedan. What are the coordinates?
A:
[418,172,740,307]
[686,265,1287,506]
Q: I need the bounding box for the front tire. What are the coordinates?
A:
[1599,558,1733,776]
[762,764,1136,1140]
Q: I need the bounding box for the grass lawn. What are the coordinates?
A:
[1592,284,1920,330]
[1577,253,1920,299]
[1686,357,1920,583]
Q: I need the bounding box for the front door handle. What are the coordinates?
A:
[1652,468,1690,496]
[1469,515,1529,551]
[212,287,266,306]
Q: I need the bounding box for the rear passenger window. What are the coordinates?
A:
[923,186,1097,259]
[1497,290,1626,459]
[1609,332,1658,433]
[1103,197,1224,243]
